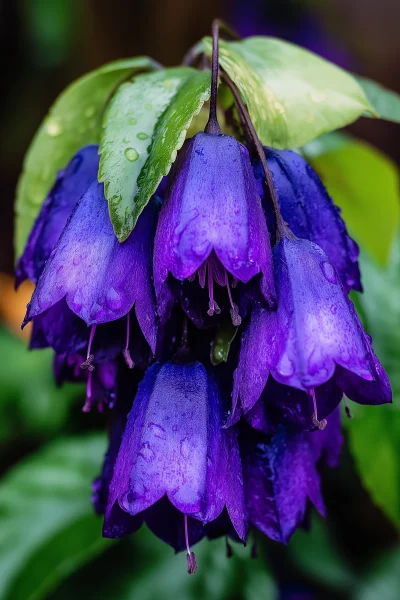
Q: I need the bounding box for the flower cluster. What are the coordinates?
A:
[18,47,391,574]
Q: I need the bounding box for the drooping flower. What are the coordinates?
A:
[23,180,158,372]
[16,145,100,287]
[230,237,391,429]
[105,360,247,562]
[253,147,362,292]
[154,131,276,326]
[240,424,326,544]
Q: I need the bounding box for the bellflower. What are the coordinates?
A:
[105,360,247,566]
[240,424,326,544]
[231,237,391,429]
[16,145,100,287]
[154,131,276,326]
[23,178,158,373]
[253,148,362,292]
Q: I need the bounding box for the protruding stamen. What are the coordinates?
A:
[82,371,93,412]
[207,266,221,316]
[310,388,327,430]
[226,279,242,326]
[184,514,197,575]
[81,324,97,371]
[123,312,134,369]
[343,397,353,418]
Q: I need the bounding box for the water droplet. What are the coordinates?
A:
[124,147,139,162]
[138,441,155,462]
[46,118,62,137]
[84,105,96,118]
[180,437,190,459]
[330,304,337,314]
[277,354,295,377]
[145,103,153,111]
[129,117,137,125]
[148,422,166,439]
[106,287,123,310]
[164,79,174,88]
[321,261,337,284]
[137,132,149,140]
[310,90,327,103]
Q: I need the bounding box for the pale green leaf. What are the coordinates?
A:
[99,67,210,240]
[15,56,159,256]
[0,435,110,600]
[356,75,400,124]
[201,36,373,148]
[306,139,400,266]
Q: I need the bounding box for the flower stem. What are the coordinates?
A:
[205,20,222,135]
[220,71,293,241]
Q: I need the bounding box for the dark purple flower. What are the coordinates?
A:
[106,360,247,544]
[24,182,158,352]
[231,237,391,429]
[16,145,100,287]
[253,148,362,292]
[241,425,325,544]
[154,132,276,326]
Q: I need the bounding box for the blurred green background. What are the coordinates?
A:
[0,1,399,599]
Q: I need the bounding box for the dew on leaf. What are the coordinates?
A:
[124,148,139,162]
[129,117,137,125]
[45,118,63,137]
[145,103,153,111]
[84,105,96,118]
[137,132,149,140]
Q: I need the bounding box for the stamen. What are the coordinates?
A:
[81,324,97,371]
[344,396,353,419]
[123,312,135,369]
[184,514,197,575]
[82,370,93,412]
[226,279,241,326]
[310,388,327,430]
[207,265,221,315]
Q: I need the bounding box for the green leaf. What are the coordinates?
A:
[0,327,82,440]
[0,434,110,600]
[289,514,358,591]
[51,530,276,600]
[356,75,400,124]
[346,236,400,529]
[354,547,400,600]
[201,36,373,148]
[15,56,159,256]
[99,67,210,241]
[306,139,400,266]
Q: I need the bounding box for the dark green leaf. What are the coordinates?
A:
[346,236,400,529]
[15,56,159,256]
[306,139,400,266]
[0,434,110,600]
[51,530,276,600]
[355,76,400,124]
[201,36,373,148]
[289,514,358,591]
[354,547,400,600]
[99,67,210,240]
